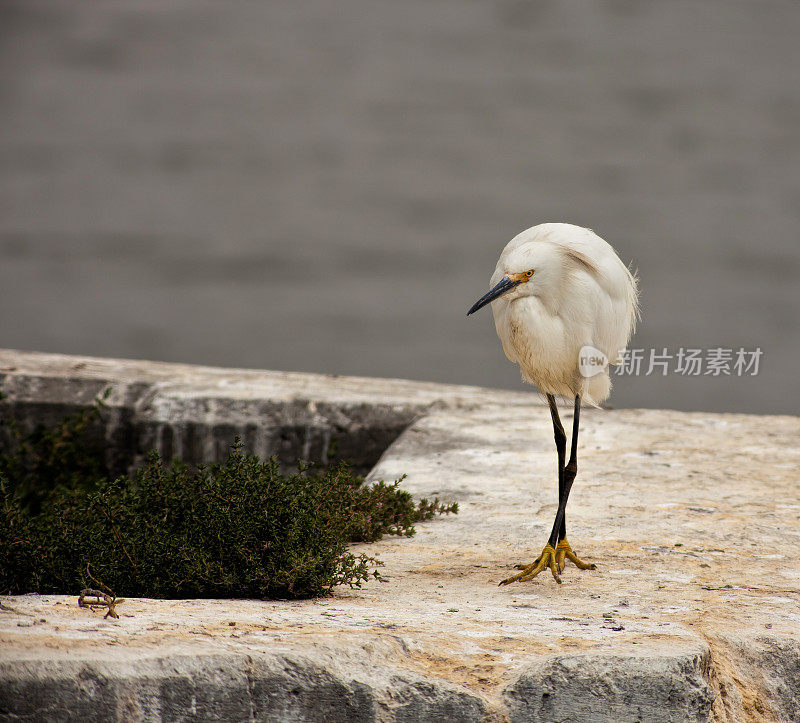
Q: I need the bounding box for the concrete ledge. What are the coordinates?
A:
[504,645,714,722]
[0,650,489,722]
[1,350,799,721]
[0,348,531,475]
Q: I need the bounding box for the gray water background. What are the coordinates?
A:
[1,0,798,415]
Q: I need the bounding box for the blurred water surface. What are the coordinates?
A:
[1,0,798,414]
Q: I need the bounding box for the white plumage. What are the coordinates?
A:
[487,223,638,406]
[467,222,639,584]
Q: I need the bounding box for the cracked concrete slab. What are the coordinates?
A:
[1,351,799,721]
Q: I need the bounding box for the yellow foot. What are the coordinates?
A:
[499,543,561,585]
[554,538,597,574]
[499,539,596,586]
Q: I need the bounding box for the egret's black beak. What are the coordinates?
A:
[467,275,519,316]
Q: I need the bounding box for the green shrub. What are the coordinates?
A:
[0,398,456,599]
[0,390,109,514]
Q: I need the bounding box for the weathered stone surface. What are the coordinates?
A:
[1,351,799,721]
[0,636,491,722]
[504,645,714,722]
[0,348,527,475]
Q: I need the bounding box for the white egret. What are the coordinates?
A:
[467,223,639,584]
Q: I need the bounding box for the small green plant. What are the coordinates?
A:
[0,389,110,514]
[0,395,456,599]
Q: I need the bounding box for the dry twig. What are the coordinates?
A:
[77,565,125,619]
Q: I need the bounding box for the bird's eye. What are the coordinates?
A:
[525,270,534,278]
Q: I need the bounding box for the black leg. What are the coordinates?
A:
[500,394,593,585]
[548,395,581,549]
[547,394,568,542]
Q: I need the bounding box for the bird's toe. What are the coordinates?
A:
[500,540,596,585]
[555,538,597,571]
[499,544,561,585]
